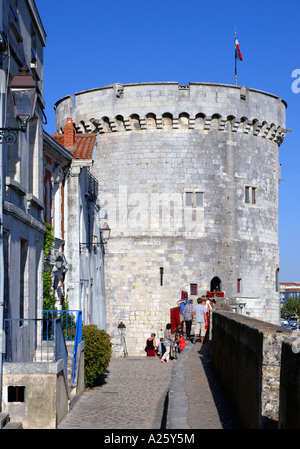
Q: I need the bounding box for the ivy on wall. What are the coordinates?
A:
[43,222,56,310]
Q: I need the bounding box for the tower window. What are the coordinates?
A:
[160,267,164,286]
[190,284,198,295]
[237,278,242,293]
[275,269,280,292]
[185,191,203,208]
[245,186,257,204]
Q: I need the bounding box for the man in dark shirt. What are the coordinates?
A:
[183,299,194,340]
[177,293,189,332]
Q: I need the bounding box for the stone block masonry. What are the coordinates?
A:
[54,82,288,356]
[210,309,292,428]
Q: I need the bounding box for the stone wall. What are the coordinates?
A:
[1,341,85,429]
[2,360,68,429]
[55,82,287,355]
[279,338,300,428]
[210,307,295,429]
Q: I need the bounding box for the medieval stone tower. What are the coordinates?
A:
[55,82,287,356]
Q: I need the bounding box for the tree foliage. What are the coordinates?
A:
[281,297,300,320]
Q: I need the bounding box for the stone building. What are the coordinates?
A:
[52,119,106,331]
[43,131,72,305]
[0,0,47,416]
[54,82,288,356]
[280,282,300,303]
[1,0,46,320]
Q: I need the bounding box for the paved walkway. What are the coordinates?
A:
[58,340,239,430]
[58,356,172,429]
[168,340,239,429]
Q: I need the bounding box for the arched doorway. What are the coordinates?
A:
[210,277,221,292]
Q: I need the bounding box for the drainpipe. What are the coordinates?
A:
[0,2,6,412]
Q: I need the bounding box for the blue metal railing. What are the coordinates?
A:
[72,311,82,384]
[43,310,82,385]
[43,310,80,341]
[55,318,68,388]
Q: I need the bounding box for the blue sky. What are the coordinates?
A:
[36,0,300,281]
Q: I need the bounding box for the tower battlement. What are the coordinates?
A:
[55,82,287,144]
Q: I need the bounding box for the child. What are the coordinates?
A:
[174,333,181,358]
[178,332,186,352]
[158,337,165,358]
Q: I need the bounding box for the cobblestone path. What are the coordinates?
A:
[58,356,173,429]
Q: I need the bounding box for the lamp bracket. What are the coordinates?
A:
[0,126,26,143]
[79,242,105,252]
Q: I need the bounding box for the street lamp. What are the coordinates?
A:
[101,224,111,244]
[9,67,37,127]
[55,255,64,270]
[117,322,128,357]
[117,322,126,335]
[0,67,37,142]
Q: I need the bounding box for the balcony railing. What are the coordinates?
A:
[87,171,99,202]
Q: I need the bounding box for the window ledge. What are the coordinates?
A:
[5,177,26,197]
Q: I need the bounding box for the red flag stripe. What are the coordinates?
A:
[235,38,243,61]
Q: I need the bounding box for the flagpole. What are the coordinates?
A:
[235,54,237,86]
[235,26,237,85]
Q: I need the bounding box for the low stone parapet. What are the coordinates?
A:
[210,309,294,429]
[279,336,300,429]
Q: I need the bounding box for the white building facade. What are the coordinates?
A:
[52,119,107,331]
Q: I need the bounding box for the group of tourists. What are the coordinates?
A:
[144,294,216,363]
[179,294,216,343]
[145,328,186,363]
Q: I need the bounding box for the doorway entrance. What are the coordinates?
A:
[210,276,221,292]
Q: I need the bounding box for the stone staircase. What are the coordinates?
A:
[0,413,22,429]
[34,341,76,393]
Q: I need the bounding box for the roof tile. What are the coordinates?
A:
[52,133,97,160]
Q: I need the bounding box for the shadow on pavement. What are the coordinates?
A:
[197,343,240,429]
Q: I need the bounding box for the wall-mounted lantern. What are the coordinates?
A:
[0,67,37,142]
[9,67,37,128]
[101,224,111,244]
[80,224,111,252]
[55,255,64,270]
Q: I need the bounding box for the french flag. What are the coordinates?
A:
[235,38,243,61]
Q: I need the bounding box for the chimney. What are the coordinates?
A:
[64,118,75,148]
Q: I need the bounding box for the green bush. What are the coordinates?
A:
[82,325,112,387]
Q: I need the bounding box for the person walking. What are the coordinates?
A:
[161,323,174,363]
[192,297,208,343]
[203,297,216,342]
[183,299,194,340]
[177,293,189,332]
